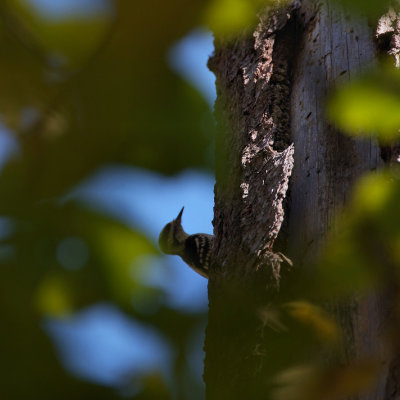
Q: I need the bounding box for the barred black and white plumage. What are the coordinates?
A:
[158,207,213,278]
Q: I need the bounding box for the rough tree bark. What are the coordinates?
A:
[205,0,400,399]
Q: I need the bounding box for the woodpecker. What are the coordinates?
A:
[158,207,212,278]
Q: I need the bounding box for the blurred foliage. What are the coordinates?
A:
[328,63,400,142]
[284,27,400,400]
[0,0,216,398]
[316,170,400,297]
[249,168,400,399]
[282,168,400,399]
[35,271,74,316]
[203,0,273,37]
[284,301,339,342]
[271,358,381,400]
[334,0,396,19]
[272,53,400,398]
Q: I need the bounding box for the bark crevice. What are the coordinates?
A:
[206,3,306,399]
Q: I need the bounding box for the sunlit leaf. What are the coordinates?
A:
[135,373,172,400]
[284,301,339,342]
[204,0,256,36]
[316,360,381,400]
[88,217,158,305]
[203,0,273,36]
[272,364,319,400]
[316,169,400,297]
[317,209,382,298]
[272,359,380,400]
[328,66,400,142]
[319,237,380,297]
[13,0,114,69]
[352,172,394,214]
[35,272,73,316]
[258,304,287,332]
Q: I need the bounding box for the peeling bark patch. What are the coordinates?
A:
[376,8,400,66]
[209,1,303,275]
[239,3,302,258]
[241,145,294,255]
[376,10,400,166]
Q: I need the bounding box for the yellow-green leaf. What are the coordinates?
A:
[35,273,73,316]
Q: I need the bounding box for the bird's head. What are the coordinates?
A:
[158,207,187,254]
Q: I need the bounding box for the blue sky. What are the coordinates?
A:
[70,166,213,313]
[49,165,213,389]
[24,0,112,18]
[169,29,216,107]
[71,167,214,240]
[3,0,216,392]
[46,303,173,388]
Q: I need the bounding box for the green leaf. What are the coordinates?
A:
[87,216,158,305]
[203,0,275,37]
[204,0,257,36]
[327,66,400,143]
[35,272,73,316]
[284,301,339,342]
[332,0,394,19]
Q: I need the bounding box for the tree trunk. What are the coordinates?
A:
[205,0,399,399]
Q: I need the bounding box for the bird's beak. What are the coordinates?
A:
[176,207,184,223]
